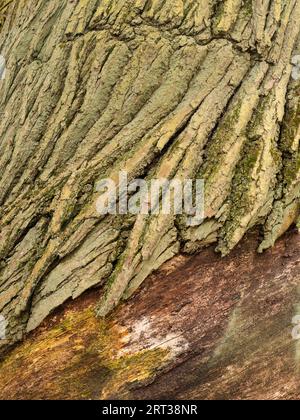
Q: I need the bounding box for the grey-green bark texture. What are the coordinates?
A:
[0,230,300,400]
[0,0,299,353]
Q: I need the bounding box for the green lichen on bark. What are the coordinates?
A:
[0,0,300,350]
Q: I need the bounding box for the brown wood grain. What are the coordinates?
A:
[0,229,299,400]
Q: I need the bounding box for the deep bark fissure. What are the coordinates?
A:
[0,0,299,354]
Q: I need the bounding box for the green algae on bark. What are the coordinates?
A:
[1,230,300,400]
[0,0,300,349]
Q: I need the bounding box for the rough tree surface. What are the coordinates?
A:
[0,230,300,400]
[0,0,300,368]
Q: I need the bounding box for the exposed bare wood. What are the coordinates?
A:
[0,3,299,399]
[0,230,299,400]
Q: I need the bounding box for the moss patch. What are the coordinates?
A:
[0,304,170,399]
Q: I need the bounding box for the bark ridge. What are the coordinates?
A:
[0,0,299,349]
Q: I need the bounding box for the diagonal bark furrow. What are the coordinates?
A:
[0,0,299,350]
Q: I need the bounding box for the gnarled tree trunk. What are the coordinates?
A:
[0,0,300,400]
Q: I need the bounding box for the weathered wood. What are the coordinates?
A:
[0,1,300,399]
[0,0,300,352]
[0,230,299,400]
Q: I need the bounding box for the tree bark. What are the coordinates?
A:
[0,0,300,377]
[0,230,300,400]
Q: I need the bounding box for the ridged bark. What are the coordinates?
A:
[0,231,300,400]
[0,0,299,352]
